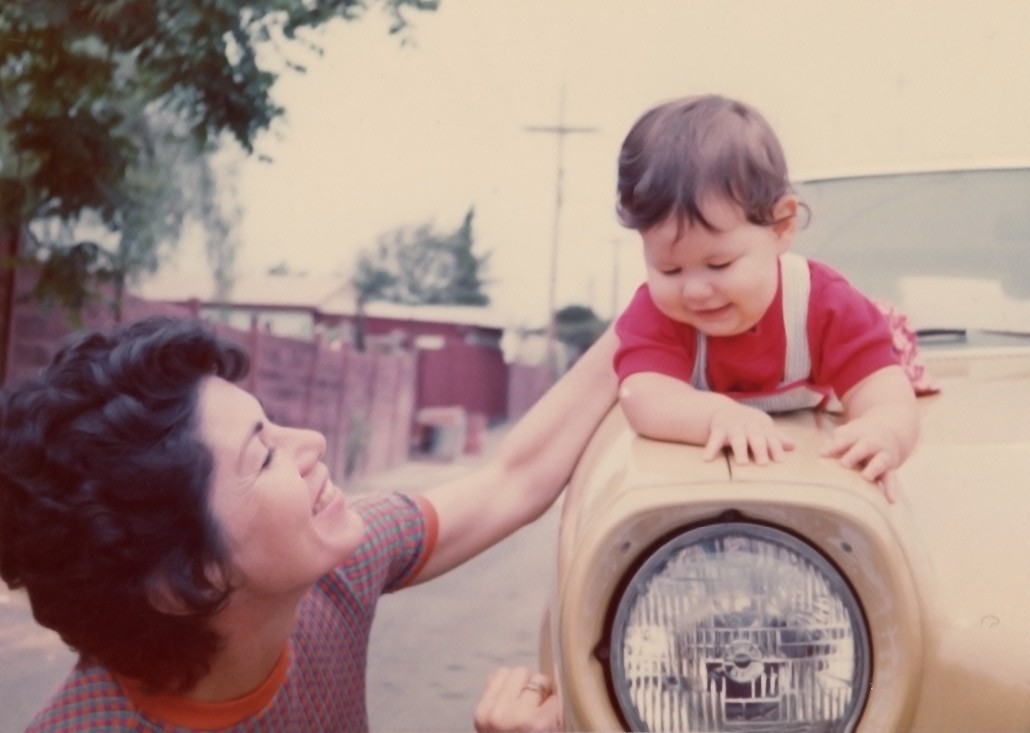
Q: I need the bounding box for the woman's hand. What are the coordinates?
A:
[474,667,561,733]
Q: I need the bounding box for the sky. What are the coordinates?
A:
[138,0,1030,327]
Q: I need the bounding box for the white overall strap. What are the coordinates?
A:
[690,252,809,393]
[738,252,829,413]
[690,331,709,391]
[778,251,812,383]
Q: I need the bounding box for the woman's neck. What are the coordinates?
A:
[188,592,300,703]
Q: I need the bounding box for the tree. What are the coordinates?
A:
[352,207,491,307]
[0,0,438,319]
[553,304,609,362]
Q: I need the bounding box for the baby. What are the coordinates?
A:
[613,95,919,499]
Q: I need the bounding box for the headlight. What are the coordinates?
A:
[609,522,870,732]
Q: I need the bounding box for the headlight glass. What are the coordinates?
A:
[610,522,870,732]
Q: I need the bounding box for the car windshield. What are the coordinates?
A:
[793,168,1030,345]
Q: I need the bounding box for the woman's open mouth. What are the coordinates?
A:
[311,471,341,516]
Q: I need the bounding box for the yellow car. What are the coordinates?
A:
[543,166,1030,732]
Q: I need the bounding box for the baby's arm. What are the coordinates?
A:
[822,364,919,496]
[620,371,794,465]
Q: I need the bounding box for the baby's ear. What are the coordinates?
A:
[771,195,800,247]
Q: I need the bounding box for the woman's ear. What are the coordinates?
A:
[145,574,192,616]
[145,564,232,615]
[771,195,799,252]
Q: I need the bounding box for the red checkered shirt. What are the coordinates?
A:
[24,492,438,733]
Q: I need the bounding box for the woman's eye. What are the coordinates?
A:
[708,260,732,270]
[261,449,275,470]
[660,267,681,276]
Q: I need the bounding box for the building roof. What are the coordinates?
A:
[146,270,510,330]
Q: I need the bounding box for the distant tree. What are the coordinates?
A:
[352,207,491,307]
[0,0,438,319]
[553,304,609,361]
[198,156,242,304]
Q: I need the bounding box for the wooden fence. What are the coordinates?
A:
[1,271,416,485]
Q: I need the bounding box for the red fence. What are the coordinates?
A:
[1,270,416,485]
[416,339,508,422]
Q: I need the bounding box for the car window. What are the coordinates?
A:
[793,169,1030,340]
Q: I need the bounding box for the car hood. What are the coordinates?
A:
[712,348,1030,729]
[889,350,1030,729]
[556,346,1030,731]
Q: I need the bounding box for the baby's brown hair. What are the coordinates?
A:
[617,95,793,231]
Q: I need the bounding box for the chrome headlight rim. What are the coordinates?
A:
[606,519,872,733]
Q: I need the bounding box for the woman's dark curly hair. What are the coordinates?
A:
[0,316,249,693]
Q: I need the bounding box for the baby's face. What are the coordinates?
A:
[640,196,795,337]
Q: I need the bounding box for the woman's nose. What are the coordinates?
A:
[283,426,326,472]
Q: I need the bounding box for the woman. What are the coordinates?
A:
[0,316,615,732]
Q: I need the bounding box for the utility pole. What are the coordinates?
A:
[524,86,598,333]
[608,236,627,319]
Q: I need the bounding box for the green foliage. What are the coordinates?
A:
[352,207,492,307]
[0,0,438,316]
[553,304,609,359]
[22,241,123,321]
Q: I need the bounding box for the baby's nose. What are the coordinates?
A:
[680,273,713,301]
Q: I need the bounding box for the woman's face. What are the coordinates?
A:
[197,376,365,598]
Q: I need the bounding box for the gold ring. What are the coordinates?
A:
[521,677,551,695]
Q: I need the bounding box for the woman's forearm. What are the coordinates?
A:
[494,329,619,512]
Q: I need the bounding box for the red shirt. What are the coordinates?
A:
[614,259,898,401]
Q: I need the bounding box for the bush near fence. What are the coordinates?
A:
[1,270,416,485]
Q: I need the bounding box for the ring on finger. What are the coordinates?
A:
[521,676,551,695]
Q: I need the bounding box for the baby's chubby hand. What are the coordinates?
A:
[704,402,795,465]
[821,416,901,503]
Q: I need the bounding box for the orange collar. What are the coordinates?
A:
[116,644,290,729]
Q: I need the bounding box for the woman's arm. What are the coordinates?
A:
[411,329,618,583]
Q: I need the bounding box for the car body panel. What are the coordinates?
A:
[547,344,1030,731]
[897,347,1030,731]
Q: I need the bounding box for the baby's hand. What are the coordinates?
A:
[821,416,901,502]
[704,402,795,465]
